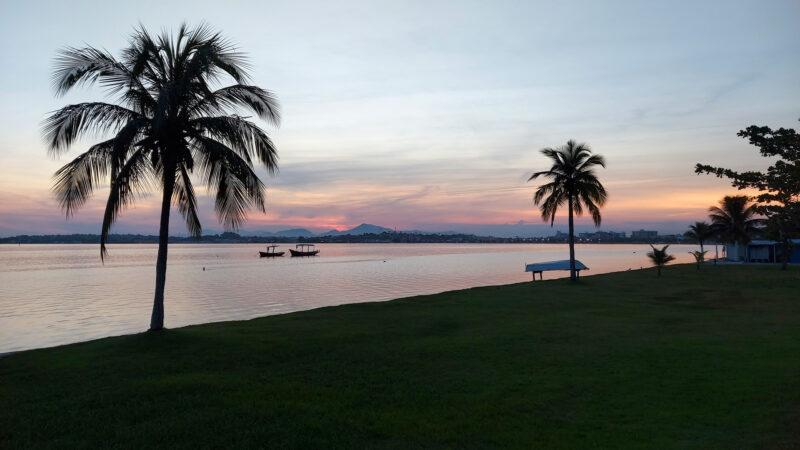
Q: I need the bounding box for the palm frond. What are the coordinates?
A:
[52,140,114,216]
[189,85,280,126]
[100,149,153,259]
[173,165,202,238]
[532,181,559,204]
[580,190,603,226]
[43,103,143,153]
[577,153,606,170]
[180,25,250,85]
[194,137,267,230]
[539,189,566,225]
[51,47,121,96]
[191,115,278,173]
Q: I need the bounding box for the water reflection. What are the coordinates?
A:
[0,243,694,352]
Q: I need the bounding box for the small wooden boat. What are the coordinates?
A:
[289,243,320,257]
[259,245,285,258]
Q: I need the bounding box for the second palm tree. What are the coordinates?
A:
[529,140,607,281]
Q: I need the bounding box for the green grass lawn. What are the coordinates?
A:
[2,264,799,449]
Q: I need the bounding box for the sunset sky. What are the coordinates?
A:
[1,0,799,237]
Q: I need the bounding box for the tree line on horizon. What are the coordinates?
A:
[0,230,693,245]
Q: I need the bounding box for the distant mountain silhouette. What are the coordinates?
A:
[273,228,315,237]
[321,223,394,236]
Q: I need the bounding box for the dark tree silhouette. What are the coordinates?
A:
[684,221,715,253]
[689,250,708,269]
[708,196,761,261]
[45,24,280,331]
[529,140,607,281]
[647,245,676,277]
[696,121,800,269]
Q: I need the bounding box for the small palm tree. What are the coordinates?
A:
[684,221,714,253]
[529,140,607,281]
[708,196,761,261]
[689,250,707,269]
[647,245,676,277]
[45,25,280,331]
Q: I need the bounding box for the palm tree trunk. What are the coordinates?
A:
[699,240,704,253]
[568,194,576,281]
[150,172,175,331]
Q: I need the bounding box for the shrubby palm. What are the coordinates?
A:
[647,245,676,277]
[689,250,707,269]
[709,196,761,261]
[529,140,607,280]
[45,24,280,331]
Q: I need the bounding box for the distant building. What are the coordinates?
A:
[631,229,658,240]
[578,231,626,241]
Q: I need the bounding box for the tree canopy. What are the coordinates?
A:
[696,120,800,268]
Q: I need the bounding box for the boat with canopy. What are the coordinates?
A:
[258,245,285,258]
[289,244,320,257]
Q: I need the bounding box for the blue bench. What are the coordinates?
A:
[525,260,588,280]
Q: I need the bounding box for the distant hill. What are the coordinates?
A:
[321,223,394,236]
[273,228,315,238]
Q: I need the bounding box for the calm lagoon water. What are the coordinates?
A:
[0,243,695,353]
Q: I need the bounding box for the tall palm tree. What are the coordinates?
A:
[684,221,714,253]
[529,140,607,281]
[708,196,761,261]
[647,245,676,277]
[44,24,280,331]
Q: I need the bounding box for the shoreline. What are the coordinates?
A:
[0,261,733,356]
[0,263,679,355]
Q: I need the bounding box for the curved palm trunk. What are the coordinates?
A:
[568,194,576,281]
[150,172,175,331]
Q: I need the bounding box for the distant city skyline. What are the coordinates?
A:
[1,0,799,237]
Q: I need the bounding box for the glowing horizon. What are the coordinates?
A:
[1,1,798,237]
